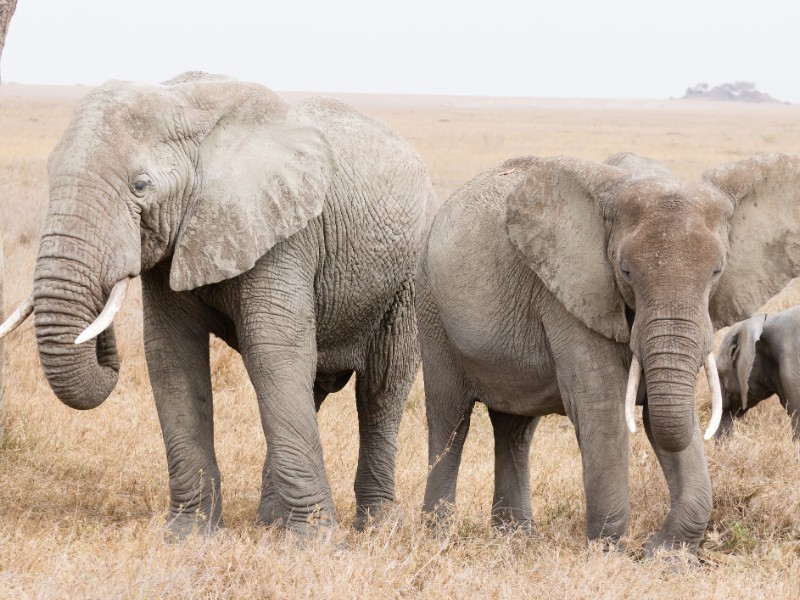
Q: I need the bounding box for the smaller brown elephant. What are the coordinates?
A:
[715,306,800,440]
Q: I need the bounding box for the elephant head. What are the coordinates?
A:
[506,152,800,452]
[1,72,337,409]
[714,313,767,433]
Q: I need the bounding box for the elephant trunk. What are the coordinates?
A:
[32,187,138,410]
[638,315,708,453]
[33,278,120,410]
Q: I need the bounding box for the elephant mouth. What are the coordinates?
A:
[624,353,723,440]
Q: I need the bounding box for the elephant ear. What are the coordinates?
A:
[731,314,767,410]
[506,156,631,342]
[705,154,800,328]
[169,80,337,291]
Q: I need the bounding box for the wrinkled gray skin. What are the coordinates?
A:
[715,307,800,441]
[32,72,437,537]
[418,152,800,555]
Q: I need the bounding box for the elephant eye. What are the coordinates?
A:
[132,177,151,197]
[713,266,723,277]
[620,264,632,282]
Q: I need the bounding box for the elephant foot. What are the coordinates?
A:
[354,501,401,531]
[256,498,282,527]
[490,510,538,537]
[642,533,701,566]
[586,537,627,556]
[422,497,456,529]
[492,520,538,538]
[282,505,338,542]
[165,512,224,542]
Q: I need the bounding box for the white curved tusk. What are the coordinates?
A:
[0,293,34,339]
[75,278,130,345]
[625,354,642,434]
[703,352,723,440]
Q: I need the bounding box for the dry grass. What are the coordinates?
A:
[1,85,800,598]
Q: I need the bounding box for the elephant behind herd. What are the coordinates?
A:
[418,151,800,555]
[2,71,800,557]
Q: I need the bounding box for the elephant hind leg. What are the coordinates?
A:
[418,297,475,524]
[489,409,539,535]
[352,279,419,530]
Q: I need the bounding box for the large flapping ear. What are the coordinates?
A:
[506,156,630,342]
[704,154,800,328]
[732,314,767,410]
[168,75,337,291]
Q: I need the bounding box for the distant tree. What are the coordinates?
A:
[730,81,756,92]
[0,0,17,81]
[682,80,779,103]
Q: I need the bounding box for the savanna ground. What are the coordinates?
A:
[1,85,799,598]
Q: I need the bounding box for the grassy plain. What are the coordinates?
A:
[1,85,799,598]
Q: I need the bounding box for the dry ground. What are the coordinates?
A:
[1,84,799,599]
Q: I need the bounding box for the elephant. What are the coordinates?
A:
[417,151,800,555]
[715,307,800,441]
[1,71,438,538]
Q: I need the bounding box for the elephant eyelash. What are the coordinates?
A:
[132,179,151,196]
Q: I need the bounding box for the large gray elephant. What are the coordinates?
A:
[715,307,800,441]
[2,72,437,537]
[418,152,800,554]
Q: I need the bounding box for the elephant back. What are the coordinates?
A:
[297,96,438,245]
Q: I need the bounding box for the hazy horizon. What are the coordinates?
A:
[2,1,798,102]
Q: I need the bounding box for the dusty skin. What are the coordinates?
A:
[1,85,800,597]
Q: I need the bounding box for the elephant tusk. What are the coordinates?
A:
[703,352,723,440]
[0,293,34,339]
[75,278,131,345]
[625,354,642,434]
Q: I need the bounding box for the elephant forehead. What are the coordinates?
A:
[615,179,730,227]
[49,83,180,175]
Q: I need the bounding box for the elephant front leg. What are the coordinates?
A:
[488,409,539,535]
[142,275,222,539]
[257,374,349,526]
[777,385,800,443]
[544,312,630,547]
[573,403,630,546]
[240,296,336,537]
[643,405,712,556]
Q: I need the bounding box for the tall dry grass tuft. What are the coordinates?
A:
[1,86,799,597]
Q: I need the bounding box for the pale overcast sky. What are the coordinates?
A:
[3,0,798,102]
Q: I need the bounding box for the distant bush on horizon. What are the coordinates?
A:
[682,81,784,103]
